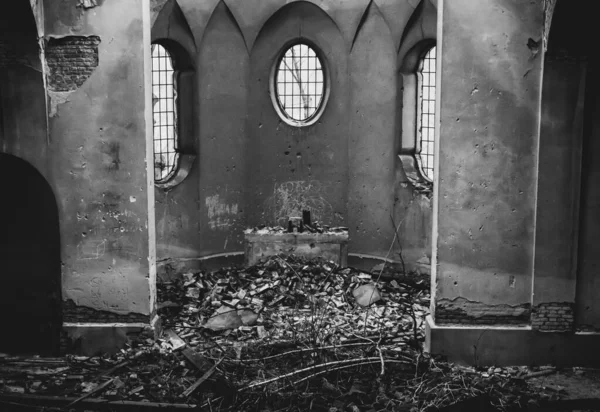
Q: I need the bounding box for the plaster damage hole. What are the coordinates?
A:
[46,36,101,92]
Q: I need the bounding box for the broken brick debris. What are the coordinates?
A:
[0,255,580,411]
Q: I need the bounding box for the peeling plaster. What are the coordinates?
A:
[436,296,530,323]
[29,0,45,38]
[47,90,71,117]
[265,180,334,227]
[543,0,556,52]
[205,194,239,230]
[78,0,98,9]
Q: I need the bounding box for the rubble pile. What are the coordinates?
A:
[0,255,581,411]
[158,254,429,347]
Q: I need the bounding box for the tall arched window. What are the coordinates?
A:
[151,43,179,182]
[416,46,436,181]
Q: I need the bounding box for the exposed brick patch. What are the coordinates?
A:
[531,302,574,332]
[45,36,101,91]
[435,297,530,326]
[63,299,149,324]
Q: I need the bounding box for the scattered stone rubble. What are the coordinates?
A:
[0,255,595,411]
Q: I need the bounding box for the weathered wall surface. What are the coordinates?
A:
[348,2,396,256]
[152,0,202,276]
[154,0,435,275]
[43,0,154,320]
[197,1,248,257]
[434,0,544,323]
[576,55,600,331]
[247,2,349,231]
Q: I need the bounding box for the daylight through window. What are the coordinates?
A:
[418,46,436,181]
[274,43,325,124]
[152,44,178,182]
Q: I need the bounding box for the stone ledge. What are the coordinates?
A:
[425,316,600,367]
[61,319,159,356]
[244,232,349,267]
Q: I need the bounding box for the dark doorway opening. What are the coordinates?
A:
[0,154,62,355]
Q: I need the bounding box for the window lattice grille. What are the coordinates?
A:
[275,44,325,122]
[151,44,178,182]
[418,46,436,181]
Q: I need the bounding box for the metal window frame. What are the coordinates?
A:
[416,46,436,182]
[270,40,330,128]
[151,43,180,183]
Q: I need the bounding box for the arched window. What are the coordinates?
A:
[272,43,328,127]
[398,42,437,191]
[151,43,179,182]
[416,46,436,181]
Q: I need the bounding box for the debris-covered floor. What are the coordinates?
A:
[2,255,600,411]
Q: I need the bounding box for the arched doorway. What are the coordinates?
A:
[0,154,62,355]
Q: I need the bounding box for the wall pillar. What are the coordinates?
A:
[432,0,543,327]
[42,0,157,354]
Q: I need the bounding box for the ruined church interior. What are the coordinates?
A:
[1,0,600,410]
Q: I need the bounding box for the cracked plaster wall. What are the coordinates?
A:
[40,0,154,319]
[153,0,436,276]
[433,0,544,317]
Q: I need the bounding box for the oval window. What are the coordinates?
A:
[274,43,326,125]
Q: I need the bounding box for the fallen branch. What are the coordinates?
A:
[65,377,116,407]
[240,357,410,391]
[390,214,407,276]
[350,334,385,376]
[182,358,223,397]
[276,257,305,285]
[211,341,389,363]
[278,359,411,393]
[0,393,199,410]
[96,360,130,378]
[523,368,557,380]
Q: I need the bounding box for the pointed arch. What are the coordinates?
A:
[176,0,221,51]
[194,0,250,254]
[351,0,373,50]
[375,0,423,52]
[205,0,247,55]
[397,0,436,61]
[226,0,370,53]
[351,0,395,52]
[347,0,399,254]
[246,0,350,228]
[152,0,196,57]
